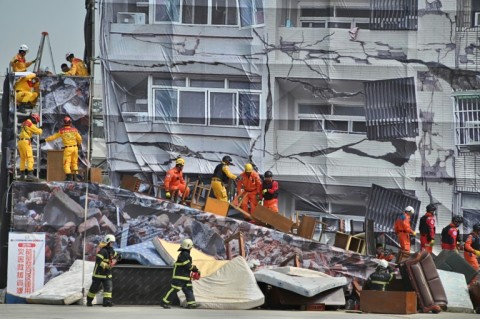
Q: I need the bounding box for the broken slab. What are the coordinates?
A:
[43,189,85,229]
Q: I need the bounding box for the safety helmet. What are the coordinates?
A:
[377,259,389,269]
[180,238,193,250]
[65,52,74,60]
[264,171,273,178]
[473,224,480,233]
[245,163,253,173]
[30,113,40,124]
[63,116,72,125]
[222,155,233,165]
[426,204,436,213]
[19,44,29,52]
[104,234,116,244]
[452,215,464,226]
[175,158,185,166]
[404,206,415,214]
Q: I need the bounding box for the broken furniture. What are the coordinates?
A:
[333,232,366,255]
[403,251,447,313]
[434,250,478,285]
[204,197,230,217]
[396,250,412,264]
[291,215,320,240]
[280,253,302,268]
[224,232,246,260]
[189,181,212,210]
[120,174,142,192]
[360,290,417,314]
[251,205,294,233]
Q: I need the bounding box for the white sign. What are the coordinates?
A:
[7,233,45,296]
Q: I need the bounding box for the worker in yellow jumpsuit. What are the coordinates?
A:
[211,155,237,201]
[65,53,89,76]
[15,73,40,109]
[10,44,35,72]
[18,113,42,181]
[42,116,82,181]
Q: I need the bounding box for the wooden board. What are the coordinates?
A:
[89,167,103,183]
[252,205,294,233]
[47,150,66,182]
[297,215,317,239]
[360,290,417,314]
[204,197,229,217]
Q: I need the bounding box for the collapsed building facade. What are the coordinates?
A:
[100,0,480,236]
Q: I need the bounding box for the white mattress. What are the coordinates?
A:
[26,260,95,305]
[178,256,264,310]
[437,269,474,313]
[254,266,348,297]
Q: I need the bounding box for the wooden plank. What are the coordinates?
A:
[89,167,103,183]
[252,205,294,233]
[47,150,66,182]
[229,203,252,220]
[204,197,229,217]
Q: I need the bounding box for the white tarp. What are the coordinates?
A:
[178,256,264,309]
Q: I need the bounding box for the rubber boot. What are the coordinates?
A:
[65,174,72,181]
[187,303,200,309]
[26,171,35,181]
[86,297,93,307]
[103,298,112,307]
[19,171,25,181]
[160,301,171,309]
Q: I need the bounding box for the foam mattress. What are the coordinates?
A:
[254,266,348,297]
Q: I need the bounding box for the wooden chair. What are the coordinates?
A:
[189,180,212,210]
[291,215,320,240]
[224,232,246,260]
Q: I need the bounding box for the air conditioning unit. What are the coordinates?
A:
[117,12,146,25]
[475,12,480,27]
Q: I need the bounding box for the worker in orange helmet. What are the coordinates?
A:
[464,223,480,271]
[261,171,279,213]
[15,73,40,109]
[211,155,237,202]
[164,157,190,201]
[18,113,42,181]
[236,163,262,214]
[394,206,416,254]
[10,44,35,72]
[42,116,82,181]
[65,52,89,77]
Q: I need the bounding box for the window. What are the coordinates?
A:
[297,103,366,134]
[370,0,418,31]
[299,5,370,29]
[453,94,480,147]
[364,77,418,140]
[152,76,261,127]
[154,0,181,22]
[239,0,264,28]
[212,0,237,25]
[182,0,208,24]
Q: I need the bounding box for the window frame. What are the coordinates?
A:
[297,3,370,29]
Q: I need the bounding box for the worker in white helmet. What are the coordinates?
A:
[10,44,35,72]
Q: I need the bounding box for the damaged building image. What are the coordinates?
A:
[3,0,480,316]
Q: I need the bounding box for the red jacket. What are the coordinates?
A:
[441,223,459,250]
[420,212,436,241]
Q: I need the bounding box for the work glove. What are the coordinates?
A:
[262,189,268,195]
[411,231,416,237]
[475,250,480,257]
[165,192,171,199]
[429,240,435,246]
[39,138,46,144]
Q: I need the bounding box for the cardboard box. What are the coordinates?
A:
[360,290,417,314]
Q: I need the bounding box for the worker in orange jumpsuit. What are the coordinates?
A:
[236,163,262,214]
[15,73,40,108]
[261,171,279,213]
[10,44,35,72]
[441,215,464,251]
[419,204,436,253]
[394,206,416,253]
[42,116,82,181]
[18,113,42,181]
[376,243,395,262]
[464,224,480,271]
[211,155,237,202]
[65,53,89,76]
[164,158,190,200]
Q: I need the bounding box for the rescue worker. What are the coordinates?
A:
[464,223,480,270]
[15,73,40,109]
[211,155,237,202]
[86,234,121,307]
[10,44,35,72]
[376,243,395,262]
[65,52,89,76]
[164,158,190,200]
[18,113,42,181]
[394,206,416,253]
[441,215,464,251]
[262,171,279,213]
[419,204,437,253]
[161,238,200,309]
[236,163,262,214]
[60,63,70,75]
[42,116,82,181]
[364,260,394,291]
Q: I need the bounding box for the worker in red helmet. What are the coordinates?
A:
[164,157,190,201]
[261,171,279,213]
[236,163,262,214]
[42,116,82,181]
[10,44,35,72]
[65,52,89,76]
[394,206,416,254]
[211,155,237,202]
[464,224,480,270]
[18,113,42,181]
